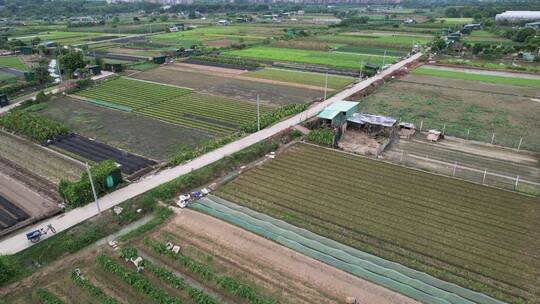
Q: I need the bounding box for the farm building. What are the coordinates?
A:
[495,11,540,23]
[339,113,398,156]
[317,101,359,127]
[526,21,540,29]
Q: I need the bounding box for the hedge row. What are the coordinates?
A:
[59,160,122,208]
[240,103,308,133]
[170,133,241,166]
[121,247,217,304]
[144,238,275,304]
[35,289,65,304]
[96,255,182,304]
[191,55,261,68]
[0,111,69,142]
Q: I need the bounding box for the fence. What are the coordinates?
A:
[393,149,540,196]
[403,119,537,152]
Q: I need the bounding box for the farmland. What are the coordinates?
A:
[216,143,540,303]
[75,77,272,134]
[225,46,390,70]
[355,72,540,151]
[0,56,28,71]
[37,97,214,160]
[412,66,540,88]
[0,208,392,304]
[0,130,83,185]
[246,68,354,90]
[132,63,323,105]
[76,77,192,111]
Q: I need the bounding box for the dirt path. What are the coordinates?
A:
[166,209,419,304]
[423,64,540,80]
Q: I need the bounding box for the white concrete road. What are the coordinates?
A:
[0,86,60,115]
[0,53,422,254]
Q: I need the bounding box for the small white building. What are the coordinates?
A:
[217,20,230,26]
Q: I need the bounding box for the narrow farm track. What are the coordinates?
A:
[217,143,540,303]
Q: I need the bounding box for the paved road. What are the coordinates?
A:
[425,64,540,80]
[0,53,422,254]
[0,86,60,115]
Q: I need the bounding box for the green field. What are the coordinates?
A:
[225,46,389,70]
[0,71,18,82]
[412,66,540,89]
[217,143,540,303]
[311,32,432,48]
[435,17,474,24]
[356,72,540,151]
[77,78,191,110]
[0,56,28,71]
[152,25,283,46]
[76,78,270,134]
[246,68,354,90]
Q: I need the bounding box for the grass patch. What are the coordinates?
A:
[0,56,28,71]
[225,46,388,71]
[412,66,540,89]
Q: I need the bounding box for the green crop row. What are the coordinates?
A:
[217,143,540,303]
[35,289,64,304]
[0,111,69,142]
[190,55,262,68]
[96,255,182,304]
[412,66,540,89]
[77,78,192,110]
[240,103,308,133]
[143,237,275,304]
[71,270,119,304]
[307,128,333,146]
[120,247,217,304]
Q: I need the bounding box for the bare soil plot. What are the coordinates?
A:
[133,64,323,105]
[37,97,214,161]
[151,209,419,304]
[0,208,411,304]
[356,75,540,151]
[217,143,540,303]
[0,131,83,185]
[0,173,56,236]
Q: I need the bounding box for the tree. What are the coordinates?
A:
[445,7,459,18]
[33,62,52,85]
[34,91,50,103]
[513,28,536,43]
[431,38,447,51]
[133,16,140,23]
[59,51,85,78]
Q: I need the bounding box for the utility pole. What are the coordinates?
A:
[257,94,260,131]
[324,72,328,100]
[382,49,387,67]
[359,60,364,80]
[86,162,101,215]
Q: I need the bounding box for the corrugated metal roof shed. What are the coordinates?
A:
[325,101,359,112]
[348,113,397,127]
[318,109,341,120]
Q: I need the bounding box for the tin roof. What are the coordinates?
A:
[318,109,341,120]
[348,113,397,127]
[325,101,359,112]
